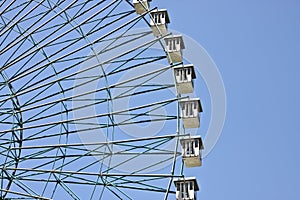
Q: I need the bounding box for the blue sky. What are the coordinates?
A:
[157,0,300,199]
[1,1,299,199]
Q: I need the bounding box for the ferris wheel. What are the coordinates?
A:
[0,0,205,199]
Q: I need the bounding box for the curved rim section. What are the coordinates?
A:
[1,1,187,199]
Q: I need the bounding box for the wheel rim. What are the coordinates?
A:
[0,1,183,199]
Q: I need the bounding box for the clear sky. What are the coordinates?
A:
[156,0,300,199]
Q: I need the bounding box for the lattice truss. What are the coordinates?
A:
[0,1,187,199]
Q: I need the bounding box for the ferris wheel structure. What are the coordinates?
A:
[0,0,206,199]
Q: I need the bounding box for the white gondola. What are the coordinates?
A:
[173,64,196,94]
[180,136,204,167]
[179,98,202,129]
[133,0,151,15]
[150,9,170,37]
[164,35,185,64]
[174,177,199,200]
